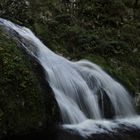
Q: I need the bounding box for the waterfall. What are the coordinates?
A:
[0,18,140,138]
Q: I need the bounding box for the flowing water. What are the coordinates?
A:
[0,18,140,138]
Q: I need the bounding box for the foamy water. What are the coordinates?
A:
[63,116,140,137]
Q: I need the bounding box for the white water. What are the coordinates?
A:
[0,18,140,137]
[63,116,140,137]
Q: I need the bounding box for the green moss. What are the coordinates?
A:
[0,32,58,137]
[85,54,139,95]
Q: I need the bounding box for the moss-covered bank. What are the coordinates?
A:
[0,32,59,138]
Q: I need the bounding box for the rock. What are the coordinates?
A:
[135,93,140,111]
[0,32,60,138]
[57,124,140,140]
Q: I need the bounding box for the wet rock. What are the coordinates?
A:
[0,32,60,138]
[57,124,140,140]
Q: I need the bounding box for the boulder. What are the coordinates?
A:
[0,32,59,138]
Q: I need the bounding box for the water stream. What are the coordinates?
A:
[0,18,140,138]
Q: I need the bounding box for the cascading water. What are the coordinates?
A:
[0,18,140,138]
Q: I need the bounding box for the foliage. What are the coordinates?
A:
[26,0,139,96]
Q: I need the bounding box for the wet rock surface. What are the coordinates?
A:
[0,32,60,139]
[57,125,140,140]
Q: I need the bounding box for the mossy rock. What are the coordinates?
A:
[0,32,59,138]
